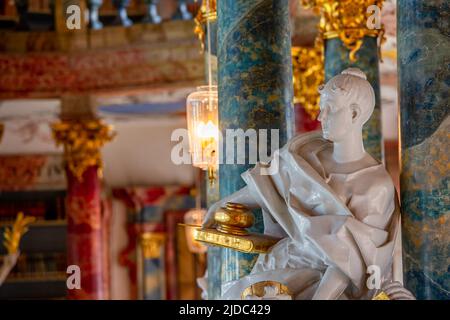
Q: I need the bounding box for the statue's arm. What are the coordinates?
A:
[202,186,259,228]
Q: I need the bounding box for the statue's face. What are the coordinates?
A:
[318,86,353,142]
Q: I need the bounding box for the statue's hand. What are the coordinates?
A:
[381,281,416,300]
[202,201,222,229]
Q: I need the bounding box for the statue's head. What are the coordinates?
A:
[318,68,375,142]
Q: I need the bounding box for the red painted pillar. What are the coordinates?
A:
[66,166,105,299]
[52,118,114,300]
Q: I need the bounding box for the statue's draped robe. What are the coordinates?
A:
[222,132,401,300]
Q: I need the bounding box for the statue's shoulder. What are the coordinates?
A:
[283,131,330,157]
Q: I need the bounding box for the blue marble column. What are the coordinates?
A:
[324,37,382,161]
[215,0,294,296]
[398,0,449,300]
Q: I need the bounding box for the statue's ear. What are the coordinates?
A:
[350,103,361,123]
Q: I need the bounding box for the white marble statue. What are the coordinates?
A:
[203,68,415,300]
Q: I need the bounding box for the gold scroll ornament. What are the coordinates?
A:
[52,119,115,181]
[193,202,280,254]
[3,212,36,254]
[302,0,386,62]
[194,0,217,51]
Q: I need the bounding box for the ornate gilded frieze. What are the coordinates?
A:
[52,119,115,181]
[302,0,385,61]
[194,0,217,50]
[292,40,324,120]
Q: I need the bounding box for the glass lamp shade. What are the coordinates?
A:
[184,209,207,254]
[186,86,219,172]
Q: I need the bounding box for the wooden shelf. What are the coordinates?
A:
[5,272,66,284]
[0,219,66,228]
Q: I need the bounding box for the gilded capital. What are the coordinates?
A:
[51,119,115,181]
[302,0,385,61]
[292,40,324,120]
[140,232,165,259]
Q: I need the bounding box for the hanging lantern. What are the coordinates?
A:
[186,85,219,184]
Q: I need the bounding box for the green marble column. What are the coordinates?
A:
[215,0,294,296]
[398,0,449,300]
[324,36,382,160]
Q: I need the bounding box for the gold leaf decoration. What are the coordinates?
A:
[292,38,324,120]
[301,0,386,62]
[3,212,36,254]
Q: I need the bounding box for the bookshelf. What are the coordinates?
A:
[0,191,68,299]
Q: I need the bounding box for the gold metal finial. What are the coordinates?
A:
[193,202,280,254]
[3,212,36,254]
[214,202,255,235]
